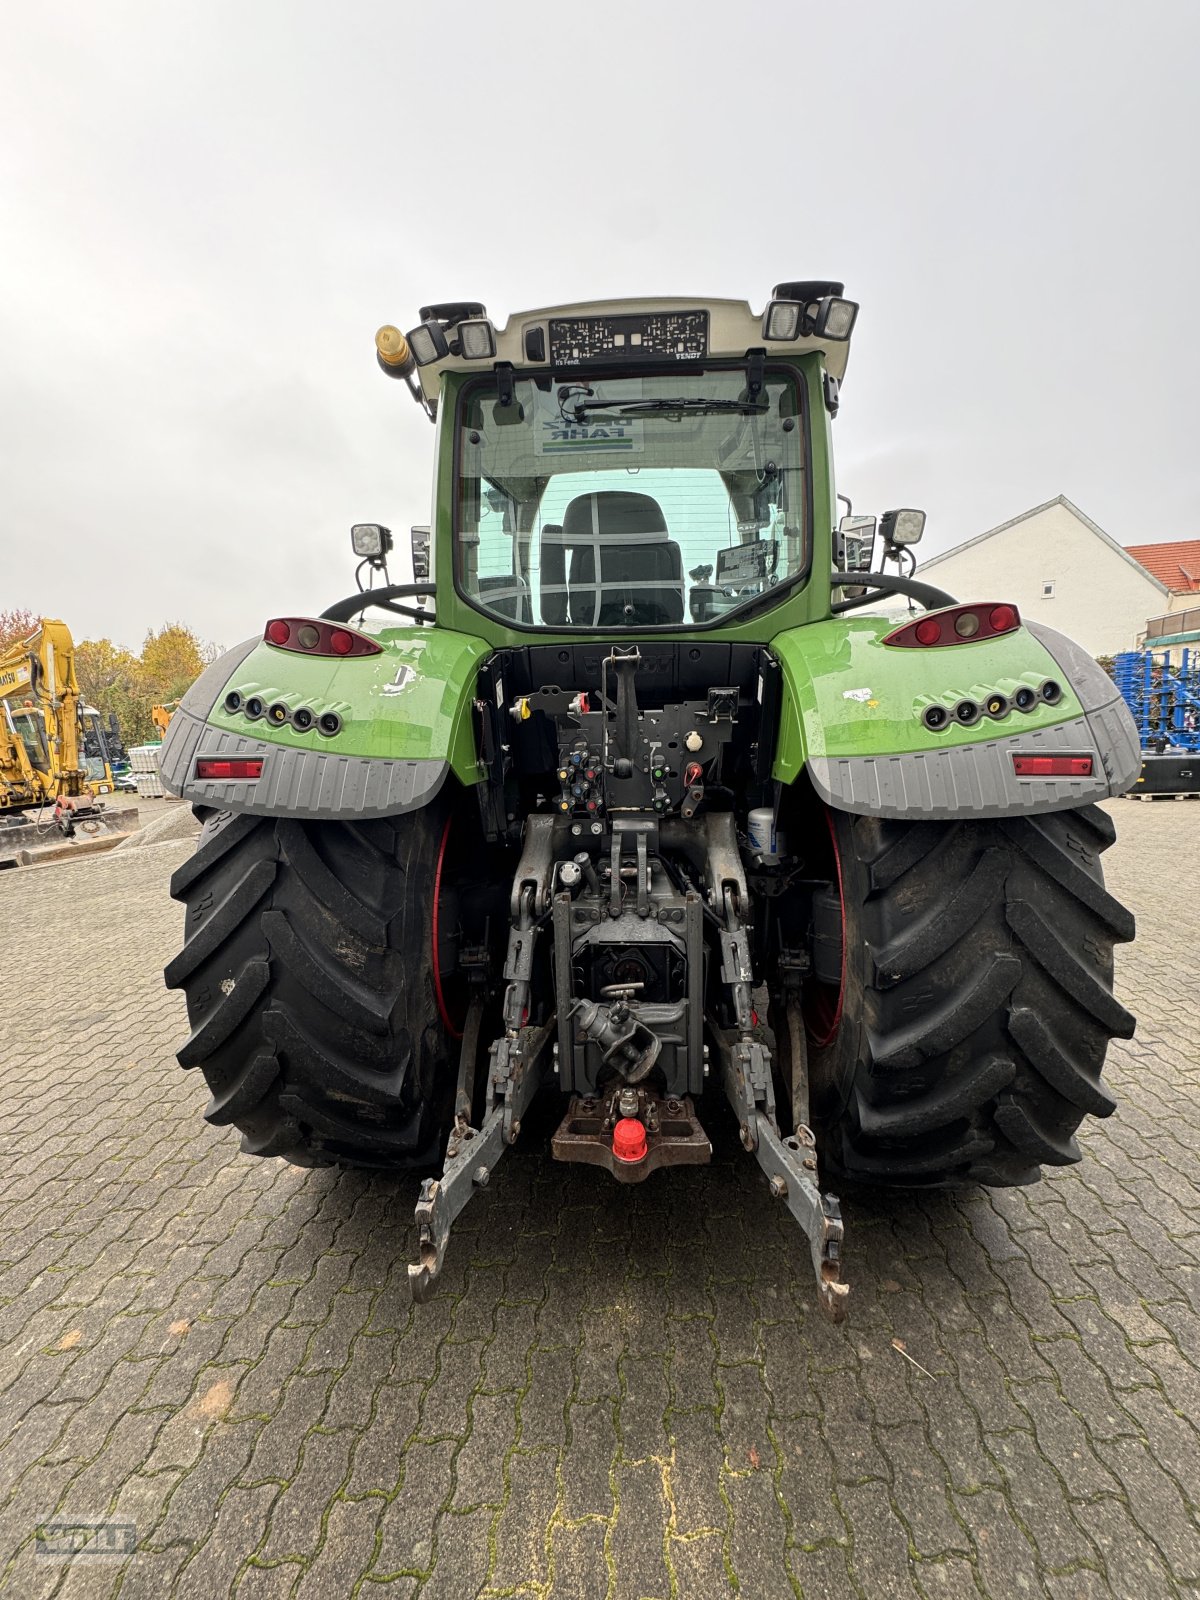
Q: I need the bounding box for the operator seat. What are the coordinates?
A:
[543,491,684,626]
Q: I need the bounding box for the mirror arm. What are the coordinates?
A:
[830,571,957,614]
[321,584,437,622]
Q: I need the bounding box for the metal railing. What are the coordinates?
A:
[1145,605,1200,641]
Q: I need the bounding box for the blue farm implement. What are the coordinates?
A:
[1114,648,1200,795]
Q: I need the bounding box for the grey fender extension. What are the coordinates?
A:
[158,638,449,821]
[808,625,1140,820]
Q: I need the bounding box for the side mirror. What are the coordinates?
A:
[410,525,431,581]
[836,513,877,573]
[880,508,926,547]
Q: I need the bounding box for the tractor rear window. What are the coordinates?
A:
[455,366,808,629]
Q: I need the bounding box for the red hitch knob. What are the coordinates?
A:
[612,1116,648,1164]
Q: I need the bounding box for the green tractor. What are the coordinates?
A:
[161,284,1138,1319]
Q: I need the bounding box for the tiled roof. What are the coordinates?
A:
[1124,540,1200,592]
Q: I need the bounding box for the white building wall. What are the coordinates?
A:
[920,502,1164,656]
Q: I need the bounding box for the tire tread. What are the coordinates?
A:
[167,806,452,1168]
[811,806,1134,1188]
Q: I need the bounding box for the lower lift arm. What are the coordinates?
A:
[407,822,558,1302]
[705,813,849,1322]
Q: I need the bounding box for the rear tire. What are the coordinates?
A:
[165,802,466,1169]
[805,804,1135,1188]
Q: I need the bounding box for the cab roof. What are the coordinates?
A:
[412,295,854,410]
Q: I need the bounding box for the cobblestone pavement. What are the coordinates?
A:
[0,801,1197,1599]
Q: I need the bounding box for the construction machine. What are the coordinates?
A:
[151,701,181,739]
[0,619,137,863]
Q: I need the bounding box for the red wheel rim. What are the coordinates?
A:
[432,812,463,1041]
[806,806,846,1049]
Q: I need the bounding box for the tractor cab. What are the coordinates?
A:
[375,287,860,645]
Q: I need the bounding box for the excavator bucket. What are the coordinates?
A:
[0,802,140,869]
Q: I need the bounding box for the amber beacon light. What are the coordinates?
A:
[375,325,416,378]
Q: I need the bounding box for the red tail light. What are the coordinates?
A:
[883,603,1022,648]
[263,618,381,657]
[1012,755,1093,778]
[196,758,264,780]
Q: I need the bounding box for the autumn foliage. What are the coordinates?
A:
[0,608,39,652]
[79,624,218,745]
[4,612,217,747]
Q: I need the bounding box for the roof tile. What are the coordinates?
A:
[1124,540,1200,592]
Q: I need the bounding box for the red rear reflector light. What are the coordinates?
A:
[883,602,1022,648]
[263,617,381,657]
[1012,755,1093,778]
[195,758,264,780]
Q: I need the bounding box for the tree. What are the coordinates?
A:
[75,639,153,746]
[74,623,218,748]
[140,624,218,705]
[0,607,38,653]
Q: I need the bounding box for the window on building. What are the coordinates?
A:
[1042,581,1055,597]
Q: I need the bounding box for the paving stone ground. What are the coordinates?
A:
[0,800,1197,1599]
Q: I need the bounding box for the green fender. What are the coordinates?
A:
[768,615,1140,818]
[159,626,491,819]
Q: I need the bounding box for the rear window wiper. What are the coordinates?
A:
[561,395,768,422]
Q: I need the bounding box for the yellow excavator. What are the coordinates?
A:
[0,618,137,863]
[151,700,181,739]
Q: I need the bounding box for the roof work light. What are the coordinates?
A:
[406,320,450,366]
[761,299,802,341]
[813,298,858,340]
[762,279,859,342]
[456,318,497,360]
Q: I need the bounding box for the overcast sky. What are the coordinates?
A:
[2,0,1197,652]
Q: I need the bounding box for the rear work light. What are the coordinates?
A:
[195,758,264,780]
[1012,755,1093,778]
[883,603,1021,648]
[263,618,381,657]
